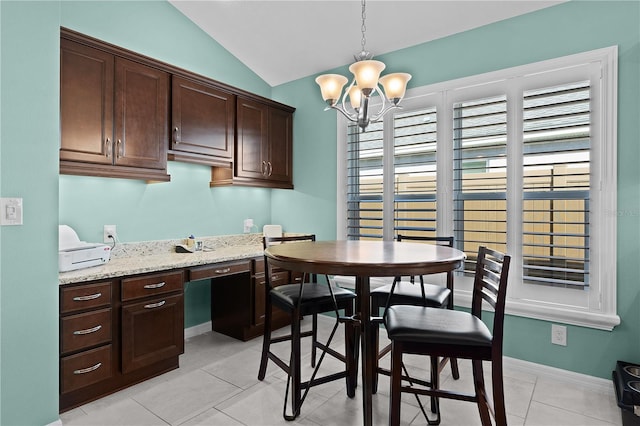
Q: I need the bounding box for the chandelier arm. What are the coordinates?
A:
[341,78,358,117]
[369,84,391,122]
[370,103,402,123]
[330,103,358,122]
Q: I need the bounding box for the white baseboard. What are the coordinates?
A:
[184,321,212,339]
[503,356,613,394]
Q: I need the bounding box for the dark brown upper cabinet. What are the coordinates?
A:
[60,28,294,188]
[211,96,293,189]
[60,36,170,182]
[169,76,235,167]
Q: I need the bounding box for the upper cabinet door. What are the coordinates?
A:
[113,58,168,170]
[267,107,293,183]
[60,39,114,165]
[236,97,268,180]
[171,76,235,163]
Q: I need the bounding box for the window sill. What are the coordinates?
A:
[455,290,620,331]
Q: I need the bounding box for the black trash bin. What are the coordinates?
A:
[613,360,640,426]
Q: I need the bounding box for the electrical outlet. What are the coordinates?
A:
[551,324,567,346]
[103,225,117,243]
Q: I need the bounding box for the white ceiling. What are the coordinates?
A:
[169,0,564,87]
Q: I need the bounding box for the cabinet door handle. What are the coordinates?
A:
[105,138,112,159]
[116,139,123,158]
[73,292,102,301]
[144,300,166,309]
[143,282,166,289]
[73,325,102,335]
[267,161,273,176]
[74,362,102,375]
[174,127,180,144]
[214,268,231,274]
[261,160,267,176]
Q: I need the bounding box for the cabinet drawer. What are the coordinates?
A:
[61,344,112,394]
[121,270,183,302]
[189,260,251,281]
[61,282,112,314]
[61,308,112,354]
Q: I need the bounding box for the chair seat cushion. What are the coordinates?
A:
[271,283,356,311]
[386,305,492,347]
[371,281,450,308]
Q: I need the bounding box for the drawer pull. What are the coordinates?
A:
[74,362,102,375]
[143,282,166,289]
[214,268,231,274]
[73,325,102,335]
[73,292,102,301]
[144,300,166,309]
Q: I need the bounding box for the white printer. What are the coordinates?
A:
[59,225,111,272]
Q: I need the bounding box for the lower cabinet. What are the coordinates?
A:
[59,258,293,411]
[59,271,185,412]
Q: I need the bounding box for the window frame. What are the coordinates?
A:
[336,46,619,330]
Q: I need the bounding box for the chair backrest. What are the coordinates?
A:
[471,246,511,345]
[396,235,455,287]
[263,234,316,287]
[263,234,316,249]
[396,234,453,248]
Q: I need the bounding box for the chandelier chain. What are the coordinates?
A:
[360,0,367,53]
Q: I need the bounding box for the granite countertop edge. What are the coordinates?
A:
[59,234,265,286]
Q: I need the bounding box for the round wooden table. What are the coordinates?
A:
[264,240,466,426]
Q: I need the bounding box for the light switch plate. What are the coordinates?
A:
[0,198,23,226]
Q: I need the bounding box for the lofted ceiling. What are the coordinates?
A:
[169,0,564,87]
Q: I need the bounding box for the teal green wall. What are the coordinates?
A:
[1,2,61,425]
[273,0,640,379]
[1,1,275,424]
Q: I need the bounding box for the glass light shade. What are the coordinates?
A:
[315,74,348,104]
[348,85,362,109]
[379,73,412,101]
[348,60,385,92]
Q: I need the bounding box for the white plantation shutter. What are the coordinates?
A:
[452,95,508,272]
[522,81,591,287]
[337,46,618,329]
[393,107,438,238]
[346,122,384,240]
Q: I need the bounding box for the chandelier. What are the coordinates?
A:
[315,0,411,131]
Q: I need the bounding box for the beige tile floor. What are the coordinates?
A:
[61,316,623,426]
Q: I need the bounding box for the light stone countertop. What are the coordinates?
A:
[59,233,264,285]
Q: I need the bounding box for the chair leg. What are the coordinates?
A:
[450,357,460,380]
[284,308,303,420]
[389,342,403,426]
[311,313,318,368]
[429,356,441,420]
[472,359,492,426]
[371,320,380,394]
[492,357,507,426]
[257,295,272,381]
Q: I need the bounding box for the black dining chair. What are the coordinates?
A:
[257,234,359,420]
[370,235,459,393]
[386,246,511,426]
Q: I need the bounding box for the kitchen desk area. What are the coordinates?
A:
[58,233,279,412]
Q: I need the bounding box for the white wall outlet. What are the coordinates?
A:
[551,324,567,346]
[0,198,23,226]
[103,225,117,243]
[243,218,254,233]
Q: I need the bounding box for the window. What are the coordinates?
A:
[337,47,619,330]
